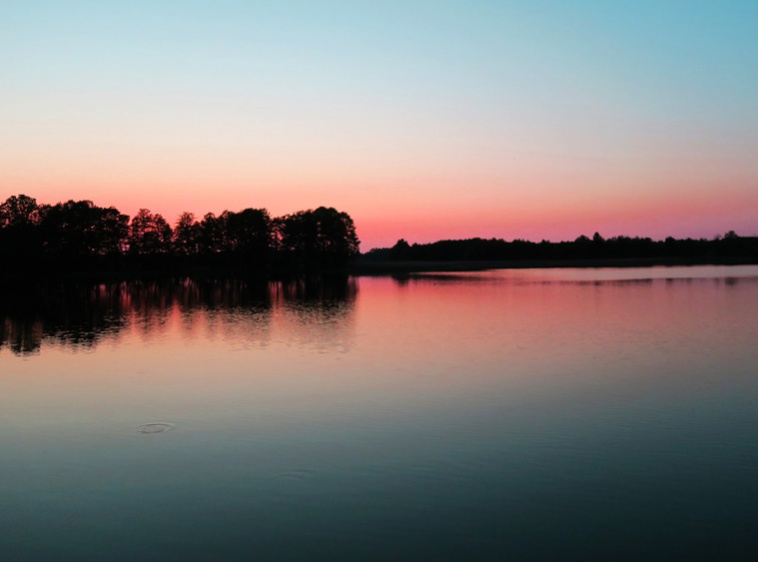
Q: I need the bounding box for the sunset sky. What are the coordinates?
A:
[2,0,757,249]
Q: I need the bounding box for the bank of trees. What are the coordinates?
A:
[0,194,360,274]
[363,231,758,264]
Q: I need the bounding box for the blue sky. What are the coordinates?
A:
[2,0,757,247]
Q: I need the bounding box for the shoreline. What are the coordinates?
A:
[348,257,758,275]
[2,257,757,285]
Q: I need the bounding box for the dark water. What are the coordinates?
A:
[2,267,758,561]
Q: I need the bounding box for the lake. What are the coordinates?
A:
[2,266,758,561]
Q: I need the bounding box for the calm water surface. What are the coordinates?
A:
[2,267,758,561]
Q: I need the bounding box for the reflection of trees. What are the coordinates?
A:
[0,282,129,355]
[0,276,357,356]
[273,275,357,304]
[0,318,45,355]
[271,276,358,354]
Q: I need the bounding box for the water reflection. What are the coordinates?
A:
[397,265,758,287]
[2,266,758,560]
[0,276,357,356]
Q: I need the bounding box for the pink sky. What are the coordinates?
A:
[4,138,755,249]
[2,1,757,249]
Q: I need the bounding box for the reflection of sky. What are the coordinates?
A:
[3,267,758,476]
[2,1,757,248]
[410,264,758,284]
[19,266,755,411]
[2,266,757,401]
[2,268,758,559]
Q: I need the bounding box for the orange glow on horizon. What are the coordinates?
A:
[4,167,757,250]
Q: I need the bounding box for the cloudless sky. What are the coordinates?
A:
[2,0,757,249]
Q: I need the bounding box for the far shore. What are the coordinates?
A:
[348,256,758,275]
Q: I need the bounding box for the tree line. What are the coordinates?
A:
[364,231,758,264]
[0,194,360,275]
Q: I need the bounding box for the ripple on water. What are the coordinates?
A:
[272,468,316,482]
[136,423,174,434]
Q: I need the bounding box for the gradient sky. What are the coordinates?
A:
[2,0,757,249]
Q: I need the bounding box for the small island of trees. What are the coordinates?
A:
[0,194,360,277]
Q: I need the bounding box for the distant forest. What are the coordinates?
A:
[0,194,359,276]
[363,231,758,266]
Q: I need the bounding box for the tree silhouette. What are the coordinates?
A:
[225,208,271,264]
[173,212,202,256]
[39,200,129,258]
[1,194,364,275]
[0,194,40,228]
[390,239,411,260]
[129,209,173,255]
[0,194,43,261]
[199,212,224,255]
[275,207,359,269]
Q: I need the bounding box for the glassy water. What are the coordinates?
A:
[2,267,758,561]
